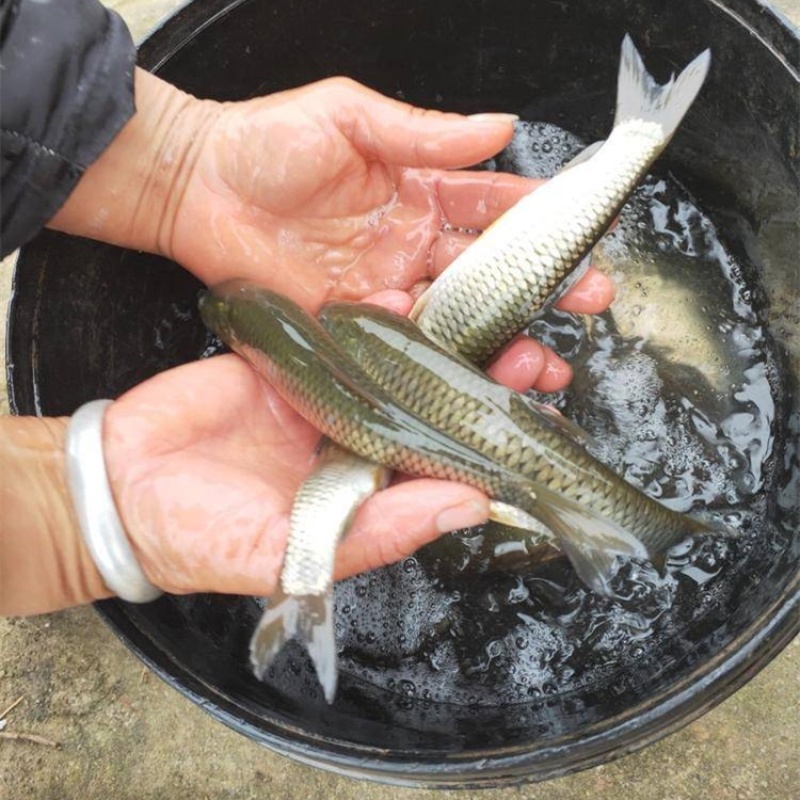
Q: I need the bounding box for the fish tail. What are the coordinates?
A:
[249,588,339,703]
[614,34,711,144]
[524,485,653,596]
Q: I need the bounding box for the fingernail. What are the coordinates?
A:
[436,498,488,533]
[467,113,520,124]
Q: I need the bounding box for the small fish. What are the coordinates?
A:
[199,282,540,510]
[319,300,709,586]
[411,35,712,364]
[249,441,389,701]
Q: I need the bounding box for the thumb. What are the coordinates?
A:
[327,78,518,169]
[332,478,489,580]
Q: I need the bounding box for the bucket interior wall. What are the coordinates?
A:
[7,0,798,787]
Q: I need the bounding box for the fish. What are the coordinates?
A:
[410,34,712,364]
[199,281,543,512]
[590,230,738,399]
[248,441,389,701]
[318,300,709,583]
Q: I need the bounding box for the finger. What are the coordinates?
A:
[330,79,519,169]
[429,229,476,278]
[532,348,573,393]
[486,337,547,392]
[555,266,615,314]
[434,170,543,230]
[361,289,414,315]
[486,337,573,393]
[333,480,489,580]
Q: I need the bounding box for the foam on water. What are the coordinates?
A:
[300,122,789,707]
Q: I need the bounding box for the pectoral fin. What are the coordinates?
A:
[489,500,547,533]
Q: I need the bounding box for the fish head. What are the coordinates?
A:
[199,281,342,382]
[198,286,236,342]
[199,280,307,346]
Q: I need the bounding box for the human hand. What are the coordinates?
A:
[102,351,494,598]
[50,71,613,393]
[168,76,612,391]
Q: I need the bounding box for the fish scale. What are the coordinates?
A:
[283,442,387,595]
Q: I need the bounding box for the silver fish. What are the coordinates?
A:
[411,34,711,364]
[250,441,389,701]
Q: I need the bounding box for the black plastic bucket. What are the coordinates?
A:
[7,0,799,788]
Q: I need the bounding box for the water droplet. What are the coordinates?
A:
[399,679,417,697]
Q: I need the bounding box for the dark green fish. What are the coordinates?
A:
[318,300,709,584]
[200,281,542,512]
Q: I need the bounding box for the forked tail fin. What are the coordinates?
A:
[249,588,339,703]
[615,34,711,143]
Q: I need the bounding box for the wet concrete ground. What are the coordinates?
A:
[1,1,798,798]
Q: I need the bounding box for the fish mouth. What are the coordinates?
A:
[198,289,233,339]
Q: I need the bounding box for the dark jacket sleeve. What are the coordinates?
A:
[0,0,136,257]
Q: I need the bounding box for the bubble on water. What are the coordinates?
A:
[398,679,416,697]
[200,331,225,359]
[494,120,585,179]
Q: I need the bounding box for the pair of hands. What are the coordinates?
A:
[67,75,613,599]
